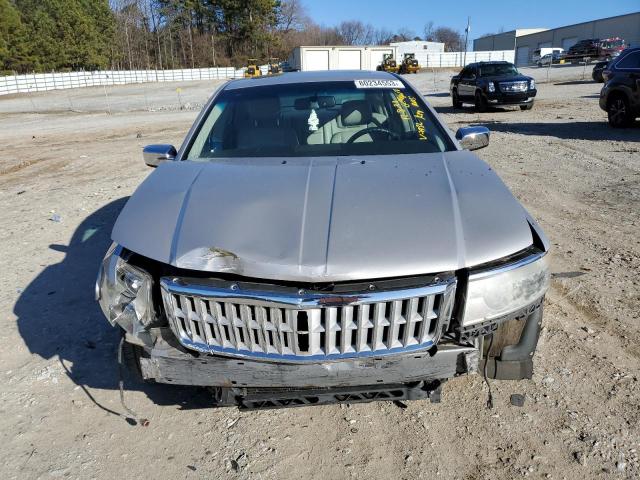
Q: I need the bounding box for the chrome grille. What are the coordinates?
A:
[499,81,528,92]
[160,278,456,362]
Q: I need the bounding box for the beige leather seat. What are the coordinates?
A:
[235,97,297,149]
[301,100,388,146]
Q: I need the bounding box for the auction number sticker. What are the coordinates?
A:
[354,79,404,89]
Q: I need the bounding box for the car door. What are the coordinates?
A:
[458,66,476,99]
[615,51,640,105]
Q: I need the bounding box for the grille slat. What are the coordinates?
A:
[161,278,456,361]
[499,81,528,92]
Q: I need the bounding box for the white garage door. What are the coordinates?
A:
[562,37,578,50]
[337,50,362,70]
[369,49,392,71]
[516,46,530,66]
[304,50,329,71]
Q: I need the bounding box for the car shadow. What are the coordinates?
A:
[470,120,640,140]
[554,80,595,85]
[434,105,515,115]
[424,92,450,98]
[14,197,215,419]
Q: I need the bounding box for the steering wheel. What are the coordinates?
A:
[346,127,399,144]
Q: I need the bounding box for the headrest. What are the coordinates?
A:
[249,97,280,121]
[340,100,372,127]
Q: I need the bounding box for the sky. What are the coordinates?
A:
[301,0,640,41]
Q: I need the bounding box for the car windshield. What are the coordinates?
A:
[185,80,454,159]
[601,39,624,48]
[478,63,519,77]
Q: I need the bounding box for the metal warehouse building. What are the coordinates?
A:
[474,12,640,66]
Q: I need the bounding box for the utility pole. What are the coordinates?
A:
[211,34,216,67]
[463,17,471,67]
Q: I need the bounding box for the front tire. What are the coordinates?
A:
[452,89,462,109]
[520,103,533,111]
[474,91,487,112]
[607,95,633,128]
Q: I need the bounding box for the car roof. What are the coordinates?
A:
[466,61,512,68]
[224,69,398,90]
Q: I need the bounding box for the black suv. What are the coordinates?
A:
[599,47,640,127]
[450,61,537,112]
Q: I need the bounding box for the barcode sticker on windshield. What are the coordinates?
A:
[355,79,404,89]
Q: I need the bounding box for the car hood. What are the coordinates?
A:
[489,74,532,83]
[112,151,535,282]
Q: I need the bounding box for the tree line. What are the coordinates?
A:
[0,0,467,74]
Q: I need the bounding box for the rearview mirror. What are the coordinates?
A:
[456,126,490,151]
[143,144,177,167]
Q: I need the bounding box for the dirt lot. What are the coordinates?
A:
[1,68,639,480]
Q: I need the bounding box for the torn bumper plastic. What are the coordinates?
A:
[481,303,543,380]
[137,330,479,389]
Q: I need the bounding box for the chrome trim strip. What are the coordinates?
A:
[160,278,453,308]
[177,336,437,362]
[468,251,546,281]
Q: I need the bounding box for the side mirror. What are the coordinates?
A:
[456,126,490,151]
[143,144,177,167]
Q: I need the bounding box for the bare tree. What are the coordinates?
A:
[423,21,434,41]
[277,0,307,32]
[337,20,368,45]
[372,28,393,45]
[431,26,464,51]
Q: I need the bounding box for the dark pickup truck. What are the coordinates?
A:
[565,38,626,63]
[450,61,537,112]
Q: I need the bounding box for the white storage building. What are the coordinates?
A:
[390,40,447,68]
[390,40,445,56]
[288,45,398,71]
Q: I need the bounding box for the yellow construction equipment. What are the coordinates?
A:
[399,53,420,74]
[267,58,282,75]
[376,53,399,73]
[244,59,262,78]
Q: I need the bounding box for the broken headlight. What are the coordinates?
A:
[95,243,154,335]
[462,253,549,327]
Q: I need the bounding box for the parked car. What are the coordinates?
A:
[96,70,550,409]
[599,47,640,127]
[532,47,564,64]
[592,60,609,83]
[564,37,626,63]
[450,61,537,111]
[536,52,562,67]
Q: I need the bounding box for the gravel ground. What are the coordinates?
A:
[0,68,639,480]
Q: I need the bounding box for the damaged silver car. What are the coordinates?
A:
[96,71,550,409]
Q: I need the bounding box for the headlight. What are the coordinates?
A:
[529,79,536,90]
[96,243,154,335]
[487,82,495,93]
[462,253,549,327]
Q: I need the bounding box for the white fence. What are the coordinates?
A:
[415,50,515,68]
[0,51,515,96]
[0,67,250,96]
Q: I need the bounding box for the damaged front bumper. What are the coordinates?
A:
[135,331,478,408]
[138,330,478,388]
[128,299,543,409]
